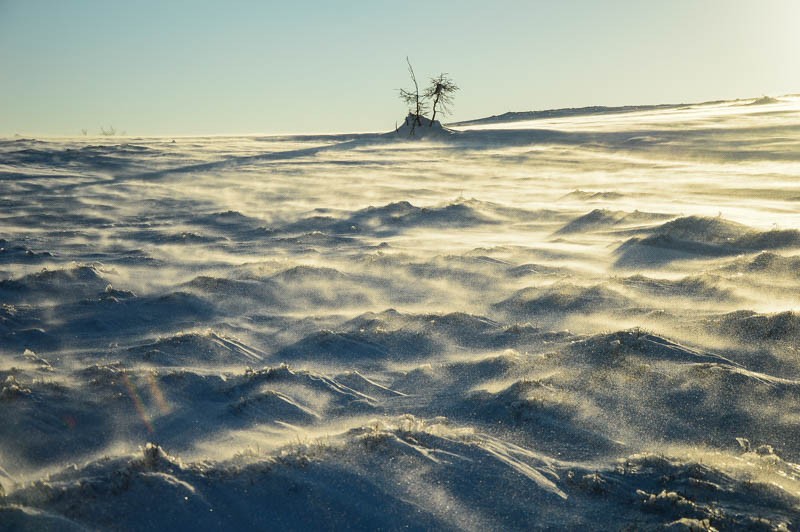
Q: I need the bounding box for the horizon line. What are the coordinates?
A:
[3,92,795,140]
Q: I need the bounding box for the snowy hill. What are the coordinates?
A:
[1,94,800,530]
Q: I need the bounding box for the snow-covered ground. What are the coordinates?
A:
[1,96,800,530]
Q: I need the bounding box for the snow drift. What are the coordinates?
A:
[2,95,800,529]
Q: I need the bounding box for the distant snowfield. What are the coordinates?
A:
[1,97,800,530]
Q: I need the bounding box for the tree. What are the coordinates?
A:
[398,57,428,132]
[425,74,459,126]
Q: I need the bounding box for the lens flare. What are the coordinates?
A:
[121,373,155,434]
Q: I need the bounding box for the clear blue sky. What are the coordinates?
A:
[1,0,798,136]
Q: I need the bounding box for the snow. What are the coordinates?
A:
[1,96,800,530]
[390,113,454,138]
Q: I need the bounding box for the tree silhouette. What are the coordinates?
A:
[425,74,459,126]
[398,57,428,132]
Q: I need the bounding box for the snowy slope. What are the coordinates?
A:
[1,96,800,530]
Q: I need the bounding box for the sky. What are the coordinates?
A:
[1,0,798,136]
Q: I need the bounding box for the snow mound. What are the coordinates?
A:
[614,218,800,268]
[734,229,800,250]
[344,310,506,350]
[619,274,734,301]
[270,265,350,282]
[710,310,800,344]
[649,216,800,250]
[125,331,265,366]
[559,189,625,201]
[274,328,438,369]
[274,231,357,247]
[0,265,108,302]
[566,329,741,367]
[718,251,800,277]
[748,96,780,106]
[494,283,634,317]
[388,113,456,139]
[183,271,370,311]
[555,208,671,234]
[182,276,277,301]
[0,239,54,264]
[279,200,498,237]
[657,216,751,244]
[614,234,737,268]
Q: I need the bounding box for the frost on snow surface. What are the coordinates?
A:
[1,96,800,530]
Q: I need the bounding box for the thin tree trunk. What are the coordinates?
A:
[430,94,440,126]
[407,57,422,127]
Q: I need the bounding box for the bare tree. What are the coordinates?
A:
[398,57,428,132]
[425,74,459,126]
